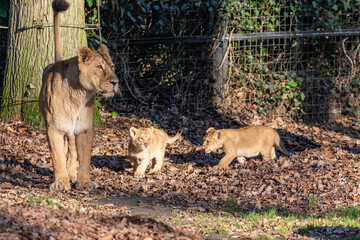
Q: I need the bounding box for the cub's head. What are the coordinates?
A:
[202,127,223,153]
[77,45,119,97]
[129,127,154,150]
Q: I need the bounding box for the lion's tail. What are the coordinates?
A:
[275,133,291,156]
[52,0,70,62]
[167,130,182,144]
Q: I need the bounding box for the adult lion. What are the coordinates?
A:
[39,0,119,190]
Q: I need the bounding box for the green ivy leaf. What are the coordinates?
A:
[258,107,265,115]
[86,0,93,7]
[288,81,298,88]
[300,92,306,101]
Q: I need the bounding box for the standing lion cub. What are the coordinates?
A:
[202,126,290,168]
[127,127,182,177]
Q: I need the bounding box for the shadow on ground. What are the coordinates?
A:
[298,225,360,240]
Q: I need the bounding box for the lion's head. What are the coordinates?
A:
[202,127,223,153]
[77,44,119,97]
[129,127,154,150]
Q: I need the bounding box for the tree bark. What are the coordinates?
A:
[0,0,87,121]
[212,23,228,106]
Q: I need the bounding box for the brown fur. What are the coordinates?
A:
[39,0,119,190]
[202,126,290,168]
[127,127,182,177]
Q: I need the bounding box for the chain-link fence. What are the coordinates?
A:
[223,1,360,122]
[107,38,214,111]
[0,1,359,122]
[102,0,360,122]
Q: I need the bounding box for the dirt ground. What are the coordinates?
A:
[0,104,359,239]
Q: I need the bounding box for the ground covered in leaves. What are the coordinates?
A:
[0,104,359,239]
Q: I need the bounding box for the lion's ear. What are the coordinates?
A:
[206,127,215,133]
[78,47,95,65]
[213,130,221,139]
[129,127,137,137]
[97,44,109,55]
[150,126,154,134]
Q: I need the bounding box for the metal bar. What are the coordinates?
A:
[97,0,102,44]
[108,36,215,46]
[227,29,360,41]
[107,29,360,46]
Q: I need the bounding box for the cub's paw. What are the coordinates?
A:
[213,164,226,170]
[50,181,71,191]
[75,181,98,190]
[134,171,145,179]
[148,168,160,175]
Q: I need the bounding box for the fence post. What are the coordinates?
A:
[212,24,228,105]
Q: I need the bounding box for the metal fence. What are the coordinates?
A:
[103,1,360,122]
[0,1,359,122]
[107,37,214,111]
[222,1,360,122]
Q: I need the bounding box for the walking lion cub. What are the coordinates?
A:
[202,126,290,168]
[127,127,182,177]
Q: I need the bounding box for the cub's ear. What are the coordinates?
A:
[78,47,95,65]
[213,130,221,139]
[129,127,137,137]
[97,44,109,55]
[206,127,215,133]
[150,126,154,134]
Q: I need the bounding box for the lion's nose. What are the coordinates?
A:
[110,78,118,86]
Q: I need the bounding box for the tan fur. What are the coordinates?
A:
[202,126,290,169]
[127,127,182,177]
[39,0,119,190]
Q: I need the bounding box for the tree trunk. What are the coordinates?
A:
[212,23,228,106]
[0,0,87,121]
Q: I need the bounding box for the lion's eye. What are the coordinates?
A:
[139,138,143,141]
[148,138,151,141]
[97,65,103,70]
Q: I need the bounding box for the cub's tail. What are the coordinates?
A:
[52,0,70,62]
[275,133,291,156]
[167,130,182,144]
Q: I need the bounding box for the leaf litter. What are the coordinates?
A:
[0,105,359,239]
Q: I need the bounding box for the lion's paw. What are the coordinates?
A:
[148,168,160,174]
[134,172,145,178]
[50,181,70,191]
[75,181,98,190]
[68,174,77,184]
[213,165,226,170]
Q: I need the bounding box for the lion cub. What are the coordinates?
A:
[202,126,290,168]
[128,127,182,177]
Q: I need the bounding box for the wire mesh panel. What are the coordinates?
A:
[109,40,214,112]
[225,0,360,122]
[0,1,357,122]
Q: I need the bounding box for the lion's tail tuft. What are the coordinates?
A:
[52,0,70,13]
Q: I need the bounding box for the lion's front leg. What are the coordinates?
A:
[214,152,237,169]
[67,135,78,184]
[134,156,150,178]
[47,127,70,191]
[128,156,139,172]
[75,128,98,190]
[148,152,165,174]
